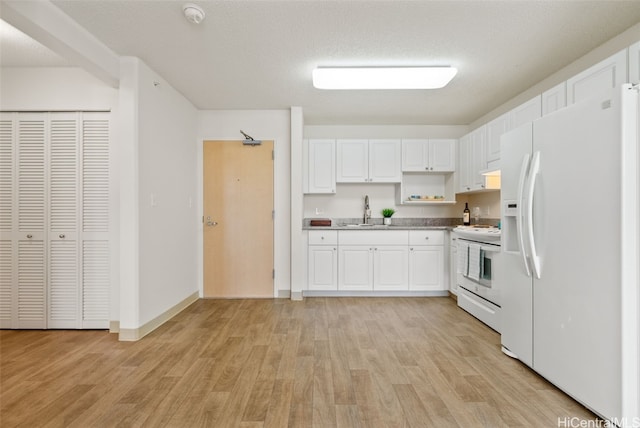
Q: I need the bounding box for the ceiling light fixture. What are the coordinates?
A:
[312,66,458,90]
[183,3,205,24]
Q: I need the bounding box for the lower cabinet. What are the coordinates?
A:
[338,245,374,290]
[308,229,446,293]
[408,246,443,290]
[308,230,338,290]
[373,246,409,290]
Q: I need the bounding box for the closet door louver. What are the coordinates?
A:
[81,114,109,328]
[0,116,15,327]
[17,115,47,328]
[48,114,80,328]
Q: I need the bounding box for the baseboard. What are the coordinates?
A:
[118,291,199,342]
[303,290,449,298]
[277,289,291,299]
[449,291,458,302]
[291,291,303,301]
[109,320,120,333]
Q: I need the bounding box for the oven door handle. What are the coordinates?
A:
[517,153,532,277]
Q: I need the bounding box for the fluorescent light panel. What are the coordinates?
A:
[312,66,457,90]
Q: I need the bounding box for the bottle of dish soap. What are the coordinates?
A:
[463,203,470,226]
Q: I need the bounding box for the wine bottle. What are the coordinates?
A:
[463,203,470,226]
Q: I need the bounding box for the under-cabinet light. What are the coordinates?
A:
[312,66,457,90]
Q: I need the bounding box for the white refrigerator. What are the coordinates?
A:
[499,84,639,424]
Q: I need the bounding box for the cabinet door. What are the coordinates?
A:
[486,114,509,164]
[457,134,471,193]
[336,139,368,182]
[429,139,456,172]
[449,236,458,295]
[373,246,408,290]
[307,139,336,193]
[401,139,428,171]
[339,245,373,290]
[308,245,337,291]
[369,139,401,182]
[630,41,640,85]
[408,246,444,291]
[510,95,541,129]
[542,82,567,116]
[470,127,486,190]
[567,49,627,105]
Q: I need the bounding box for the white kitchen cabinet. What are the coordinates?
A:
[470,126,487,190]
[0,112,111,330]
[336,139,401,183]
[338,230,408,291]
[457,134,471,193]
[630,41,640,84]
[306,139,336,194]
[449,232,458,295]
[566,49,627,105]
[339,245,374,290]
[408,231,445,291]
[486,113,509,165]
[401,139,455,172]
[510,95,541,129]
[308,231,338,291]
[373,246,408,290]
[542,82,567,116]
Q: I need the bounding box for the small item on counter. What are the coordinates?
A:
[463,203,470,225]
[310,219,331,226]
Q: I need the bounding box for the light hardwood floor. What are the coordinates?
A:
[1,297,597,427]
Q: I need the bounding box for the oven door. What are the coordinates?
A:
[457,239,500,290]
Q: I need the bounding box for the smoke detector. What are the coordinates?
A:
[183,3,205,24]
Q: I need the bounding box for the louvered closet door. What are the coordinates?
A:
[80,113,109,329]
[48,113,80,328]
[0,115,15,328]
[16,114,47,329]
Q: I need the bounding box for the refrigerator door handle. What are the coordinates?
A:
[517,154,531,277]
[526,151,542,279]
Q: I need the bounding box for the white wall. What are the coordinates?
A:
[197,110,292,296]
[133,59,199,326]
[0,67,117,111]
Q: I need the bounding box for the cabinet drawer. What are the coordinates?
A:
[308,230,338,245]
[409,230,444,246]
[339,230,408,246]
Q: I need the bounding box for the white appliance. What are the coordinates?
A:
[454,226,502,332]
[499,84,639,424]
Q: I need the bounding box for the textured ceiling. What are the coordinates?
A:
[5,1,640,125]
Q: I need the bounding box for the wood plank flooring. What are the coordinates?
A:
[1,297,597,427]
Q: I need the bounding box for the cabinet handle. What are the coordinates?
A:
[321,236,324,240]
[425,236,429,240]
[26,234,32,239]
[425,167,429,170]
[430,167,433,170]
[333,248,337,251]
[59,234,65,239]
[410,247,414,251]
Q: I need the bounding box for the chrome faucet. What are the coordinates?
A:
[363,195,371,224]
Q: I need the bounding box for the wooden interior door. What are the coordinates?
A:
[203,140,274,298]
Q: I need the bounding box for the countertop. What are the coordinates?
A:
[303,217,461,231]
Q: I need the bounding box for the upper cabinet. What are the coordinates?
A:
[510,95,541,129]
[629,41,640,84]
[336,139,401,183]
[305,139,336,194]
[486,113,509,165]
[401,139,456,172]
[542,82,567,116]
[567,49,627,105]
